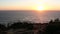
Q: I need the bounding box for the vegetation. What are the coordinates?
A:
[8,21,33,30]
[0,18,60,34]
[46,18,60,34]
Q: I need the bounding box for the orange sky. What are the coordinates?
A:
[0,0,60,10]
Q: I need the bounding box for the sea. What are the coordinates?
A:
[0,10,60,25]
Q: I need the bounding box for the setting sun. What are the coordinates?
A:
[36,6,44,11]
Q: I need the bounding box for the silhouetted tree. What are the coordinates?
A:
[46,18,60,34]
[53,18,60,24]
[49,20,53,23]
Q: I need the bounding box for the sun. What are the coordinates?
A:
[37,6,44,10]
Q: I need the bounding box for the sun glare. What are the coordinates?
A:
[37,6,44,10]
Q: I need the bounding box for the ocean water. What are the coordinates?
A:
[0,10,60,24]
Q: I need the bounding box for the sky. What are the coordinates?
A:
[0,0,60,10]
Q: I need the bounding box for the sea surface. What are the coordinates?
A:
[0,10,60,24]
